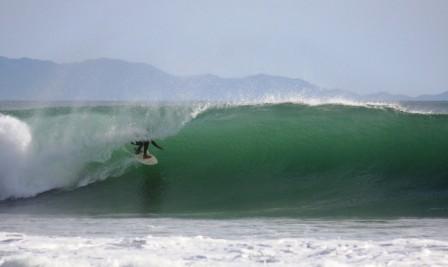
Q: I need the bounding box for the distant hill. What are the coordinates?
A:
[0,57,316,101]
[362,92,413,101]
[0,56,446,101]
[415,91,448,101]
[0,57,176,100]
[360,91,448,101]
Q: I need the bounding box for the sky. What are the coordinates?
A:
[1,0,447,96]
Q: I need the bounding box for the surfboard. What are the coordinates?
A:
[135,153,158,165]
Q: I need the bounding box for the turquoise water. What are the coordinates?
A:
[1,101,448,217]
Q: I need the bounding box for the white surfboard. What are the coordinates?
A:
[135,152,158,165]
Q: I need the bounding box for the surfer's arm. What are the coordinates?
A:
[131,141,143,145]
[151,140,164,150]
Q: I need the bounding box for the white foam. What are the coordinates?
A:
[0,114,32,151]
[0,232,447,267]
[1,217,447,267]
[0,114,32,199]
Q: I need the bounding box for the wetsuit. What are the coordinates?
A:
[132,140,163,157]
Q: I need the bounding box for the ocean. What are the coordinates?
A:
[0,99,448,266]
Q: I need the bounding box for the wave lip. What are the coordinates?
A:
[207,94,448,115]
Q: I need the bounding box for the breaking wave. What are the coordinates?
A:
[1,98,448,217]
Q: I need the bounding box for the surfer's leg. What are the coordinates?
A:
[143,141,151,159]
[135,141,143,154]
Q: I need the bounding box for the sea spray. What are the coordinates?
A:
[0,114,32,198]
[0,103,207,200]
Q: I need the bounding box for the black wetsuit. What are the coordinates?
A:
[132,140,163,156]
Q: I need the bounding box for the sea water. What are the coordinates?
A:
[1,99,448,266]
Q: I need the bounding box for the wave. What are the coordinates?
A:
[0,103,208,199]
[1,99,448,217]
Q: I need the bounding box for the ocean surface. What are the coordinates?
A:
[0,99,448,266]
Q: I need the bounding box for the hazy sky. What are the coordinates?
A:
[1,0,447,95]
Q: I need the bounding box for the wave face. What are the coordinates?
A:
[1,101,448,217]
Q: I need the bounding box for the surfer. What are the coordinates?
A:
[131,139,163,159]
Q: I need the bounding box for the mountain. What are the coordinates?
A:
[0,57,176,100]
[359,92,411,101]
[360,91,448,101]
[0,56,447,101]
[415,91,448,101]
[0,57,318,101]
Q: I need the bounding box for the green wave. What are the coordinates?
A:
[2,103,448,217]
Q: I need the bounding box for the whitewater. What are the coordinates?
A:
[1,98,448,266]
[1,216,448,267]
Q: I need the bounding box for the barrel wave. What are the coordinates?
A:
[1,101,448,217]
